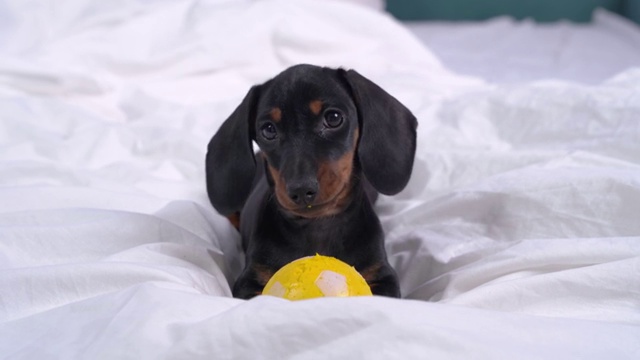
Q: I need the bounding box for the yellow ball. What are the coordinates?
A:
[262,255,373,300]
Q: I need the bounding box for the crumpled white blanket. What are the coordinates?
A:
[0,0,639,358]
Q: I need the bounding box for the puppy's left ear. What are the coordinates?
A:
[340,69,417,195]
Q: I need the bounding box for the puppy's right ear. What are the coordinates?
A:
[206,86,261,216]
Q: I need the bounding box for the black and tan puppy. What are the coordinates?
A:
[206,64,417,299]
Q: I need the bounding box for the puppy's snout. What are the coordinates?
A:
[286,179,318,206]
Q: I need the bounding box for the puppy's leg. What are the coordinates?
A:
[232,263,273,299]
[361,263,401,298]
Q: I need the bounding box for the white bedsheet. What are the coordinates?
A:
[1,0,639,358]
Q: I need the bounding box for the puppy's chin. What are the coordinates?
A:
[279,202,342,219]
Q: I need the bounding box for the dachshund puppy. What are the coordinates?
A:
[206,64,417,299]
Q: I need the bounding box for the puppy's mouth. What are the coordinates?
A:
[277,184,352,219]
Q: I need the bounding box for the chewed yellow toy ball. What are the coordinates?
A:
[262,255,372,300]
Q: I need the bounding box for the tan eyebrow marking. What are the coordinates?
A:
[270,108,282,122]
[309,100,323,115]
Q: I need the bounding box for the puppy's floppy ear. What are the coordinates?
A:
[340,69,418,195]
[206,85,261,215]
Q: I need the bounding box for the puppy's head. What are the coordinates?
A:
[206,64,417,219]
[255,66,360,218]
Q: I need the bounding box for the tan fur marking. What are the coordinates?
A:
[309,100,323,115]
[253,264,275,287]
[267,164,297,209]
[270,108,282,122]
[359,263,383,284]
[226,212,240,230]
[317,151,353,200]
[311,128,360,217]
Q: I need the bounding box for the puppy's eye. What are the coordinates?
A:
[323,110,344,129]
[261,123,278,140]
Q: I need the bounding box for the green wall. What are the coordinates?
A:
[387,0,639,23]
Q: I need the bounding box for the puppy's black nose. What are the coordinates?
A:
[287,180,318,206]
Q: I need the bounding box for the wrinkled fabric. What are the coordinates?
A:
[0,0,639,358]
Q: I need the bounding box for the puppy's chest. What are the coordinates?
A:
[290,220,354,256]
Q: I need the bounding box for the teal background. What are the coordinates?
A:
[386,0,640,23]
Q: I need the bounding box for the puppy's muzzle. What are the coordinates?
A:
[286,178,319,206]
